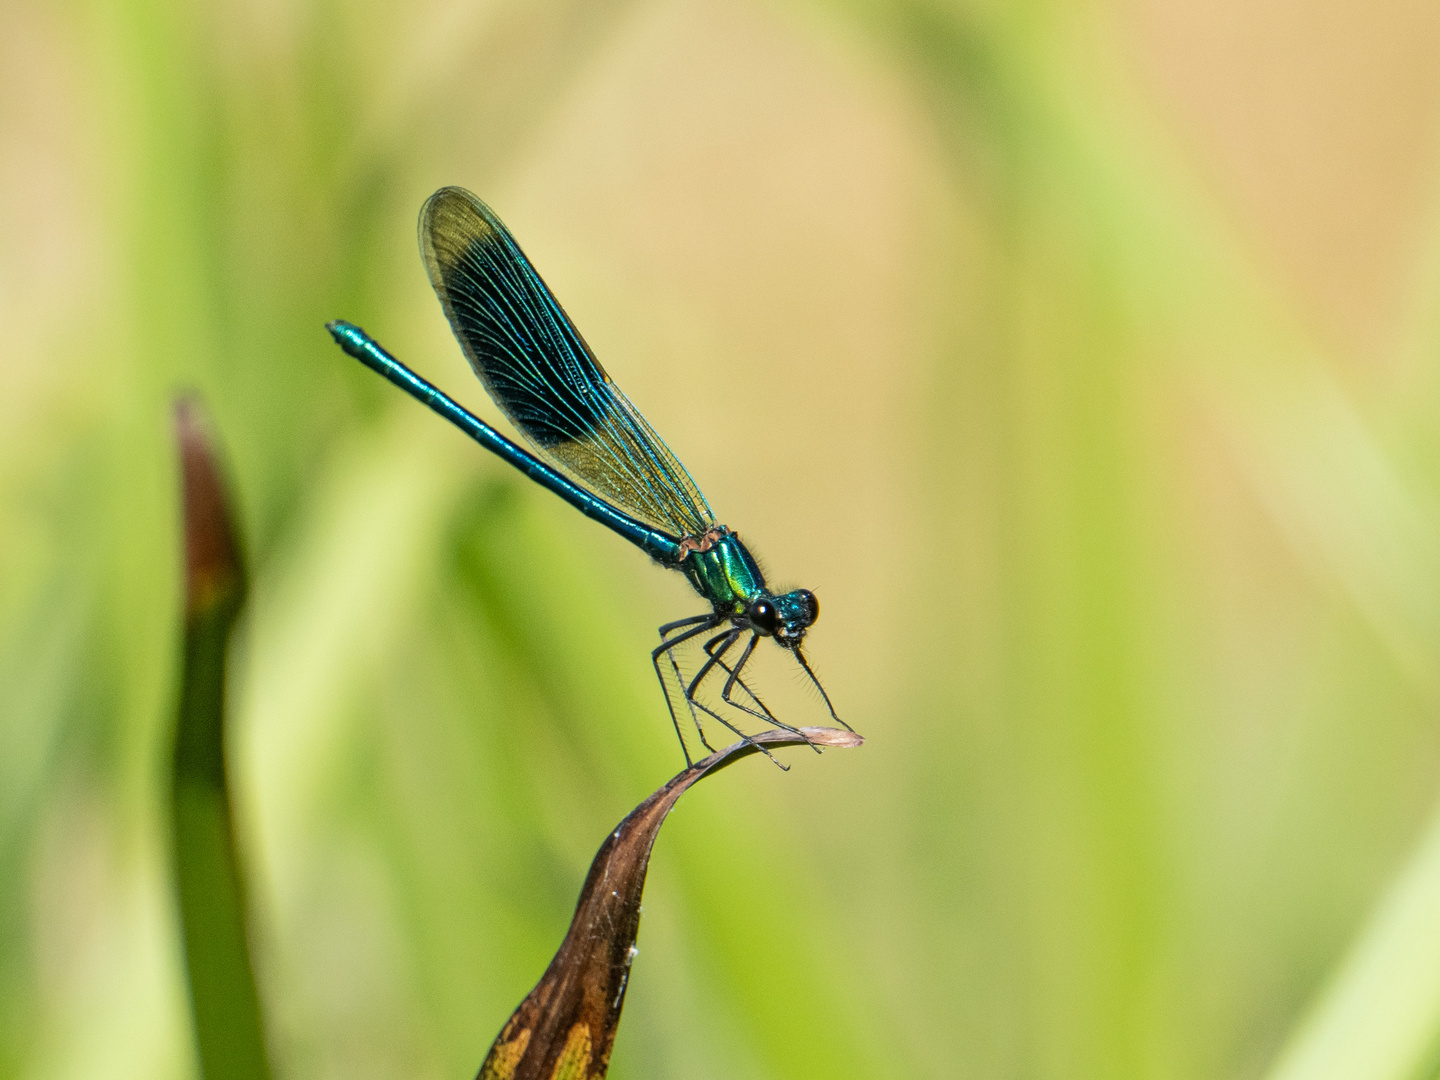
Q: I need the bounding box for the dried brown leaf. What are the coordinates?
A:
[478,726,864,1080]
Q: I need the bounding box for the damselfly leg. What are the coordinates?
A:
[682,628,786,769]
[700,632,775,720]
[652,614,723,764]
[793,648,851,731]
[654,614,828,767]
[713,632,819,753]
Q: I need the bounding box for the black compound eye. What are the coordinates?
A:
[797,589,818,623]
[749,598,779,635]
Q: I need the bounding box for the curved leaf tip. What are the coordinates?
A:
[478,725,863,1079]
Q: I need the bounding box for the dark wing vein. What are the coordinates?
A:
[420,187,714,539]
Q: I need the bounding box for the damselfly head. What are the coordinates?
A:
[758,588,817,648]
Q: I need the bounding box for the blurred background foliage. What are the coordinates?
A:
[7,0,1440,1077]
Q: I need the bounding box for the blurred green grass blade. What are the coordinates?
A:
[1263,796,1440,1080]
[172,400,272,1080]
[479,727,863,1080]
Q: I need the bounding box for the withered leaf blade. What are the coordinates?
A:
[478,726,864,1080]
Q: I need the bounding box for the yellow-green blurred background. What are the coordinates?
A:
[8,0,1440,1077]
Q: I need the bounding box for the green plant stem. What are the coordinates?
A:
[172,401,271,1080]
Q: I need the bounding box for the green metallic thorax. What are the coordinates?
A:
[679,530,767,613]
